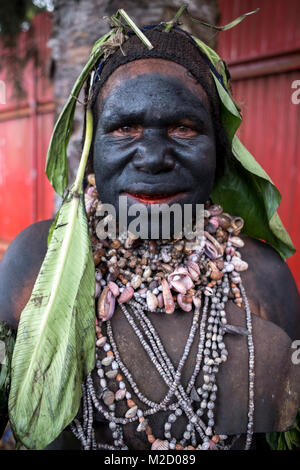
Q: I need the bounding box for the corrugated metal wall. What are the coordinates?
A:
[0,13,54,253]
[218,0,300,288]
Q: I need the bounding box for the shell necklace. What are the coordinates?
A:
[70,175,255,451]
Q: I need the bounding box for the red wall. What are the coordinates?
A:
[218,0,300,289]
[0,13,54,251]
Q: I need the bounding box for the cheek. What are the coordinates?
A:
[188,136,216,181]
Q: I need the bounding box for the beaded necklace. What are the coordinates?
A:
[70,175,255,451]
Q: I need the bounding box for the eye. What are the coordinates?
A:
[168,124,198,139]
[112,125,143,138]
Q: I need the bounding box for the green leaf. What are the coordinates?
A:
[191,8,260,31]
[9,109,96,450]
[8,190,96,449]
[193,36,295,259]
[45,30,113,196]
[266,432,279,450]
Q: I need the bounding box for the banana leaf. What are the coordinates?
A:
[9,110,95,450]
[8,189,95,449]
[193,37,295,259]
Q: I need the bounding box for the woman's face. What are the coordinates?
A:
[93,59,216,235]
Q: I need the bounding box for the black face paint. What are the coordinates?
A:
[93,73,216,237]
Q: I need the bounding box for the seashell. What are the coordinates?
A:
[115,389,126,401]
[97,287,116,322]
[168,267,194,293]
[177,293,192,312]
[204,241,218,260]
[215,259,225,270]
[231,256,248,272]
[124,232,138,249]
[149,240,157,255]
[131,274,142,290]
[209,204,223,216]
[188,252,201,263]
[118,286,134,303]
[210,216,220,228]
[231,216,244,235]
[136,418,149,432]
[192,296,202,309]
[105,370,118,379]
[111,239,121,249]
[169,280,188,294]
[87,173,96,186]
[229,236,244,248]
[205,231,224,257]
[146,291,158,312]
[151,439,170,451]
[96,336,107,348]
[103,390,115,406]
[209,261,223,281]
[204,286,213,296]
[143,266,152,279]
[161,263,173,274]
[95,268,103,281]
[87,186,96,197]
[187,261,200,281]
[125,405,138,419]
[108,281,120,297]
[161,249,171,263]
[161,279,175,314]
[218,212,232,229]
[157,293,164,308]
[128,257,137,268]
[118,257,126,268]
[225,246,235,256]
[94,282,101,299]
[85,195,94,214]
[101,355,114,366]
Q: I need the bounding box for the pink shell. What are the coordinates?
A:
[161,279,175,314]
[193,296,202,309]
[151,439,170,450]
[177,293,192,312]
[146,291,158,312]
[118,286,134,304]
[97,287,116,321]
[157,293,164,308]
[168,267,194,294]
[108,281,120,297]
[115,389,126,401]
[187,260,200,281]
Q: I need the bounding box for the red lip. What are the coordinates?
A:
[124,192,186,204]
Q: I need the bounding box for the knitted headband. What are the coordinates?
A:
[90,26,221,121]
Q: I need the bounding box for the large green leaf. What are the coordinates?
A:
[46,30,113,196]
[8,190,95,449]
[9,109,95,450]
[193,36,295,259]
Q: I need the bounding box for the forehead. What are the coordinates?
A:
[96,58,210,113]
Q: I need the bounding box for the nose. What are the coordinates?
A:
[132,130,175,174]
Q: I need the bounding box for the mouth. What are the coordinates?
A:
[123,191,187,204]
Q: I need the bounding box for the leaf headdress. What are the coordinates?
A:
[8,8,295,450]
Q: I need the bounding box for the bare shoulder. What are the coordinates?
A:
[0,219,53,330]
[239,235,300,340]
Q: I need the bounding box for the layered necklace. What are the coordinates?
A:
[70,175,255,451]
